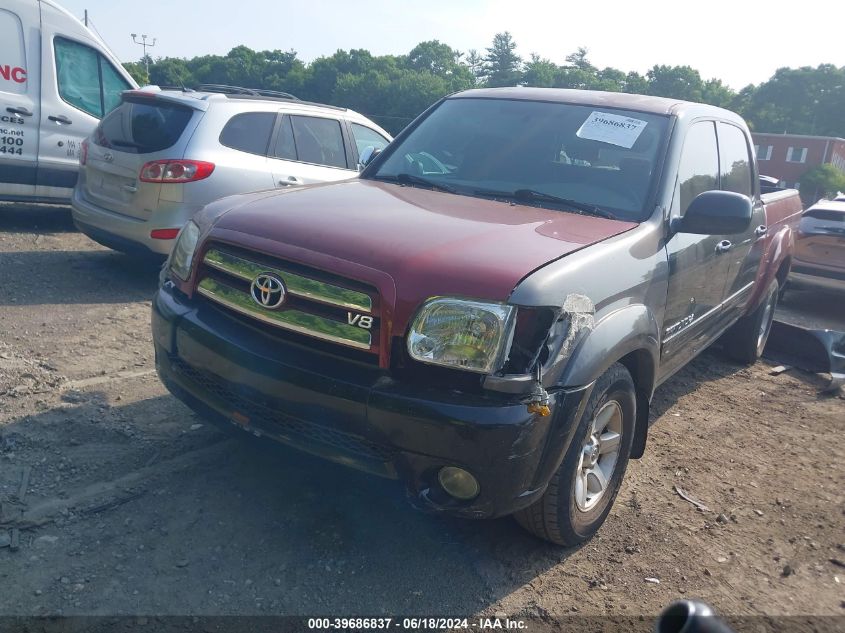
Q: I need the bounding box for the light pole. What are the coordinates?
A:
[131,34,157,75]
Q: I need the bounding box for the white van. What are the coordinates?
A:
[0,0,137,203]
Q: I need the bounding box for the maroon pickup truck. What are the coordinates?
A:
[151,88,801,545]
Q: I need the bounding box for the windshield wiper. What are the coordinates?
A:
[379,172,457,194]
[474,188,618,220]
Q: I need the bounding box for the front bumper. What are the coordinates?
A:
[152,283,591,518]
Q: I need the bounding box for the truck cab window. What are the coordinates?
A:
[716,122,752,197]
[54,37,131,118]
[674,121,719,216]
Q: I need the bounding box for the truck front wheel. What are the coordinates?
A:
[515,363,636,546]
[721,278,779,364]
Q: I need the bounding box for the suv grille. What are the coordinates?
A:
[195,246,379,352]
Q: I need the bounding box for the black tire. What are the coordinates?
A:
[515,363,636,546]
[721,279,779,364]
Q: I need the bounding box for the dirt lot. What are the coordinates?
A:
[1,203,843,623]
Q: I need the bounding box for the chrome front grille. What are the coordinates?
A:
[196,246,378,352]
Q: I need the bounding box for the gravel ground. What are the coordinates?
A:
[0,203,843,623]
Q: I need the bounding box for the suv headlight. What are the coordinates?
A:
[407,298,516,373]
[168,220,200,281]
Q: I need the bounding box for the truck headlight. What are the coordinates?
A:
[168,220,200,281]
[407,298,516,373]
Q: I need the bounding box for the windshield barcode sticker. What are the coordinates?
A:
[576,111,648,148]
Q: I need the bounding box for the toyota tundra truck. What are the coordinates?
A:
[151,88,801,545]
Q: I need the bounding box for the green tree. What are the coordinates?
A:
[700,78,735,108]
[483,32,522,87]
[565,47,593,71]
[743,65,845,135]
[123,62,148,85]
[646,65,704,101]
[799,164,845,204]
[148,57,193,87]
[465,49,484,85]
[522,54,557,87]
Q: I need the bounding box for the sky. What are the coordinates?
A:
[58,0,845,90]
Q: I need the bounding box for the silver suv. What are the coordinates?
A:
[71,85,392,255]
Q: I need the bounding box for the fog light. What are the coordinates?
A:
[438,466,480,500]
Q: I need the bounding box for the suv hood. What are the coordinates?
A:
[206,179,635,323]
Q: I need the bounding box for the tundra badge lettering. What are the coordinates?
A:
[347,313,373,329]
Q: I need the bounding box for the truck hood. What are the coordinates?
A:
[206,179,636,328]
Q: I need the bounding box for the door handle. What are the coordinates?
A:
[754,225,768,238]
[278,176,302,186]
[715,240,732,253]
[6,106,33,117]
[122,184,138,193]
[48,114,72,125]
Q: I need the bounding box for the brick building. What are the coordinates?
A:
[750,133,845,189]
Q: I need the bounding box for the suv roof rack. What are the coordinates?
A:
[195,84,299,101]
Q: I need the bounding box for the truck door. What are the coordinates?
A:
[660,121,735,376]
[0,2,40,200]
[715,121,765,316]
[36,3,133,200]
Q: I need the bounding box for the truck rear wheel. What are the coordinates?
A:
[721,279,779,364]
[515,363,635,546]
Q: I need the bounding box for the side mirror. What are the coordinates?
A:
[358,146,381,170]
[676,190,752,235]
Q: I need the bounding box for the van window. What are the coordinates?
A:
[94,98,194,154]
[290,116,348,168]
[350,123,390,156]
[54,37,131,118]
[101,63,130,114]
[674,121,719,216]
[0,9,27,95]
[219,112,276,155]
[716,122,752,197]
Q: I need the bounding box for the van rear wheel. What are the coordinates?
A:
[515,363,636,546]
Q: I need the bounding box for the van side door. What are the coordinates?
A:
[659,120,735,379]
[0,1,40,200]
[715,121,765,318]
[36,5,133,199]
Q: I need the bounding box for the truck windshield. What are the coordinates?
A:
[369,98,669,221]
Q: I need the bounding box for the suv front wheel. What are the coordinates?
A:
[515,363,636,546]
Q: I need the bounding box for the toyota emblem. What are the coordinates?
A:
[250,273,286,309]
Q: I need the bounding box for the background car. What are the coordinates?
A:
[790,196,845,293]
[71,85,392,256]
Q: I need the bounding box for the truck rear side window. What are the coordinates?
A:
[219,112,276,156]
[94,99,194,154]
[716,123,752,197]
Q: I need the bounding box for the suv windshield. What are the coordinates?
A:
[369,97,669,221]
[93,97,195,154]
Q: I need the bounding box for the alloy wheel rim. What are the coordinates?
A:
[574,400,623,512]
